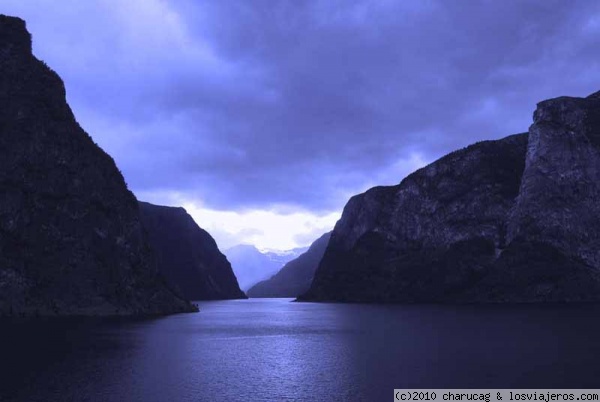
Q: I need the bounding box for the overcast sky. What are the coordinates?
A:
[3,0,600,250]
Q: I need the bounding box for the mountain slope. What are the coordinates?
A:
[224,245,307,291]
[0,15,195,316]
[138,202,246,300]
[247,232,331,298]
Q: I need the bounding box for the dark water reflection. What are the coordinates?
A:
[2,299,600,401]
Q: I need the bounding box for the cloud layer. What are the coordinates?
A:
[3,0,600,247]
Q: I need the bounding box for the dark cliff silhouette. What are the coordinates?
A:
[138,202,246,300]
[301,90,600,303]
[0,15,195,316]
[247,232,331,298]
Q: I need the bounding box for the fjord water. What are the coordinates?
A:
[3,299,600,401]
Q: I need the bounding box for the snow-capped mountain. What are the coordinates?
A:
[224,245,308,291]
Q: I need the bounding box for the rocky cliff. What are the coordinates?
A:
[300,90,600,303]
[138,202,246,300]
[247,232,331,298]
[0,15,196,316]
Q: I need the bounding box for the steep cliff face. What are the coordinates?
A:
[247,232,331,298]
[509,94,600,268]
[301,134,528,302]
[301,91,600,303]
[475,93,600,302]
[0,15,195,316]
[138,202,246,300]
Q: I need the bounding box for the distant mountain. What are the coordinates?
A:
[301,90,600,303]
[247,232,331,298]
[224,245,308,291]
[0,15,195,316]
[138,202,246,301]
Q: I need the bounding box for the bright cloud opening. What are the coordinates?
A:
[135,191,340,251]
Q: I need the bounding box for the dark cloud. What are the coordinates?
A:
[4,0,600,213]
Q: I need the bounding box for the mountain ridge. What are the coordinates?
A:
[224,244,308,291]
[247,232,331,298]
[300,90,600,303]
[0,14,195,316]
[138,201,247,301]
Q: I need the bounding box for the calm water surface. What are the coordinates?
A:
[2,299,600,401]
